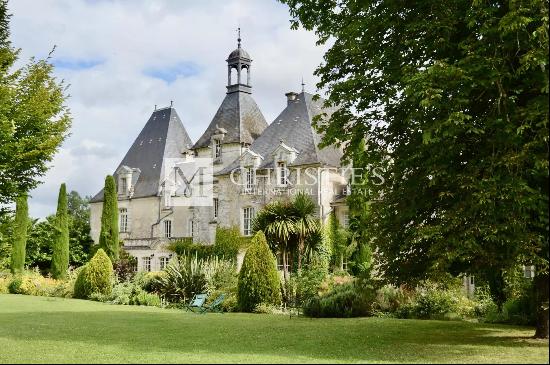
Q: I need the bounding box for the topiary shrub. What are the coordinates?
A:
[237,231,281,312]
[74,249,113,299]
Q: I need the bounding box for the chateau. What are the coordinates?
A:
[89,37,349,272]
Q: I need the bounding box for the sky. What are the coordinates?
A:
[8,0,328,218]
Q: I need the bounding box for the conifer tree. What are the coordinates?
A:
[99,175,119,263]
[51,183,69,279]
[238,231,281,312]
[10,194,28,273]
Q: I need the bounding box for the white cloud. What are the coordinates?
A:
[9,0,327,218]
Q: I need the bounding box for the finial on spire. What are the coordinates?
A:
[170,100,173,107]
[301,77,305,92]
[237,27,241,48]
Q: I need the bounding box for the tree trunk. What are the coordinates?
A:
[282,247,289,283]
[534,272,549,339]
[487,269,507,310]
[297,235,304,271]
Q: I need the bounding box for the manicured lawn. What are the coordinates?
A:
[0,295,547,363]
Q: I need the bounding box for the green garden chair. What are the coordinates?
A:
[184,293,208,313]
[199,294,227,314]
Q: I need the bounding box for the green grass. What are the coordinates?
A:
[0,294,547,363]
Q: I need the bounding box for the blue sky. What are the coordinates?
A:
[9,0,328,218]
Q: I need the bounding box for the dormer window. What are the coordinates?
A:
[214,139,222,159]
[120,177,128,195]
[245,167,255,193]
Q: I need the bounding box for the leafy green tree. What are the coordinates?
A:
[9,194,27,273]
[51,183,69,279]
[281,0,548,337]
[237,231,281,312]
[0,1,71,205]
[99,175,119,263]
[25,216,54,271]
[66,191,93,266]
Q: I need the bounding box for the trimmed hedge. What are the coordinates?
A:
[74,249,113,299]
[237,231,281,312]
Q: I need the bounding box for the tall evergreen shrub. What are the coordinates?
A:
[237,231,281,312]
[51,183,69,279]
[10,194,28,274]
[99,175,119,263]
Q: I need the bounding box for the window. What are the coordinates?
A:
[214,139,222,158]
[523,265,535,279]
[245,167,255,192]
[188,219,194,237]
[277,252,290,271]
[119,208,128,232]
[243,207,255,236]
[213,198,219,219]
[120,177,128,195]
[343,212,350,228]
[164,220,172,238]
[142,257,151,272]
[159,257,169,270]
[277,162,287,186]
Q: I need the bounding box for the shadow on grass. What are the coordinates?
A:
[0,303,547,363]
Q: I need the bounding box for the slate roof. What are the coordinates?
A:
[90,107,193,202]
[217,92,343,175]
[192,91,268,149]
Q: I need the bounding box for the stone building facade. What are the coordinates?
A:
[90,38,349,272]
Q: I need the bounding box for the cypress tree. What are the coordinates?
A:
[51,183,69,279]
[238,231,281,312]
[99,175,119,263]
[10,194,28,274]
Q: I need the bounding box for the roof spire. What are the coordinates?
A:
[301,77,305,92]
[237,27,241,48]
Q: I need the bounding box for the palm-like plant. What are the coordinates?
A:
[252,200,296,281]
[292,191,319,271]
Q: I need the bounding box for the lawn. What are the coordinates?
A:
[0,295,547,364]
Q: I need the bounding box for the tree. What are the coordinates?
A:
[9,194,27,273]
[51,183,69,279]
[253,200,296,282]
[237,231,281,312]
[66,191,93,266]
[0,1,71,206]
[99,175,119,263]
[281,0,549,337]
[293,191,319,271]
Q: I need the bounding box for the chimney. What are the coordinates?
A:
[285,92,298,105]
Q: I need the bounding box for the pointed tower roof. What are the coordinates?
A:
[193,32,267,149]
[193,92,267,149]
[217,91,343,175]
[91,107,193,202]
